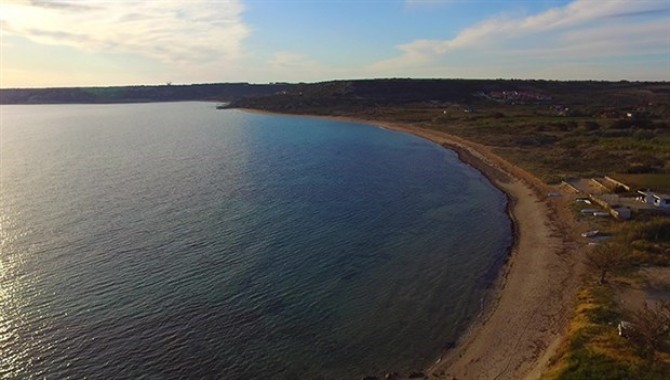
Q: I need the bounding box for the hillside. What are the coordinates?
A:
[227,79,670,114]
[0,83,290,104]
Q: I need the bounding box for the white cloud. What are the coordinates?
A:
[270,52,318,71]
[523,20,670,59]
[404,0,457,8]
[0,0,250,66]
[266,51,342,82]
[371,0,670,75]
[530,61,669,81]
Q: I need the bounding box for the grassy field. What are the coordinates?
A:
[540,217,670,379]
[359,103,670,183]
[608,174,670,193]
[541,286,670,380]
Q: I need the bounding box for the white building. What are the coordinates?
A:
[638,191,670,209]
[652,193,670,209]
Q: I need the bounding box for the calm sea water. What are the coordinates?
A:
[0,102,511,379]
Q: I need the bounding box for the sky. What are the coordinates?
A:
[0,0,669,88]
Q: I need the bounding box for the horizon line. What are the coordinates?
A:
[2,77,669,91]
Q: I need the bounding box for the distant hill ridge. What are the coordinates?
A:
[1,79,668,107]
[0,83,289,104]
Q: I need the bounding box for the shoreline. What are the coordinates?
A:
[240,108,582,379]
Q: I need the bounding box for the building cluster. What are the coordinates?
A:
[476,90,552,104]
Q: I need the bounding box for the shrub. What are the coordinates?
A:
[631,219,670,242]
[583,121,601,131]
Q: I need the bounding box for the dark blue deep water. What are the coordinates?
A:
[0,102,511,379]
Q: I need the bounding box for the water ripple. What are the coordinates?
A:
[0,103,511,379]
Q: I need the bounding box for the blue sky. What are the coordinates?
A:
[0,0,668,87]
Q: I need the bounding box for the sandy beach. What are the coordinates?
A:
[355,120,583,380]
[243,109,584,379]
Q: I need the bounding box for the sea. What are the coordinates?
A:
[0,102,512,379]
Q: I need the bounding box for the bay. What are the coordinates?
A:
[0,102,511,379]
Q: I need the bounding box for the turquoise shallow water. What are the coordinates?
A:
[0,102,511,379]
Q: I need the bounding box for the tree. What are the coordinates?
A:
[625,301,670,362]
[585,244,629,285]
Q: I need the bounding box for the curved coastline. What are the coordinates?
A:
[241,108,582,379]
